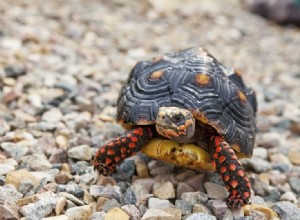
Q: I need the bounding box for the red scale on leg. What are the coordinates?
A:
[94,126,153,176]
[210,136,251,209]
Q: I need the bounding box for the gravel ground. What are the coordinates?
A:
[1,0,300,219]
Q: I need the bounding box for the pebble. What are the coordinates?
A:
[133,178,156,192]
[19,196,57,219]
[121,205,141,220]
[141,208,175,220]
[0,200,20,220]
[90,211,106,220]
[0,164,15,175]
[0,184,22,204]
[42,215,69,220]
[181,191,208,205]
[56,183,84,198]
[184,174,206,191]
[148,198,172,209]
[67,145,93,161]
[42,108,63,123]
[55,197,67,215]
[90,185,121,200]
[135,160,150,178]
[257,132,282,148]
[252,147,268,160]
[102,198,121,212]
[21,153,52,171]
[193,203,212,215]
[113,159,136,182]
[5,169,39,189]
[58,192,85,206]
[65,204,94,220]
[211,200,228,220]
[4,64,27,78]
[274,202,300,220]
[123,187,137,205]
[176,182,195,199]
[175,199,193,215]
[186,213,217,220]
[131,184,152,206]
[270,153,293,168]
[204,182,228,200]
[153,181,175,200]
[175,170,197,181]
[18,178,35,195]
[247,157,272,173]
[243,204,278,219]
[96,197,110,211]
[289,177,300,194]
[1,142,29,161]
[280,191,297,204]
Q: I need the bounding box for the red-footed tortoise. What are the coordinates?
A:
[94,47,257,208]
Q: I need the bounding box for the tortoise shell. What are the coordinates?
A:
[117,47,257,156]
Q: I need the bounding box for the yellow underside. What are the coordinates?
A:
[141,139,215,171]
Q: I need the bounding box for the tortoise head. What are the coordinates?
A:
[156,107,195,143]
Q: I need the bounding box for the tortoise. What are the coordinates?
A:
[94,47,257,208]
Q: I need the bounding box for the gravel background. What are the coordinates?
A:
[0,0,300,219]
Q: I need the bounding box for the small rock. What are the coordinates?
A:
[204,182,228,200]
[0,164,15,175]
[243,204,279,219]
[102,199,121,212]
[97,175,117,186]
[18,178,35,195]
[20,196,57,219]
[4,64,27,78]
[148,198,172,209]
[135,160,150,178]
[55,197,67,215]
[0,185,23,204]
[1,142,29,161]
[181,191,208,205]
[153,181,175,200]
[257,132,282,148]
[56,183,84,198]
[96,197,110,211]
[273,201,300,220]
[211,200,228,220]
[121,205,141,220]
[83,190,95,204]
[175,199,193,215]
[105,207,130,220]
[90,185,121,200]
[252,147,268,160]
[193,203,212,215]
[65,205,94,220]
[280,191,297,203]
[264,188,281,203]
[113,160,136,182]
[289,177,300,194]
[42,108,63,123]
[41,215,69,220]
[184,174,206,191]
[141,208,174,220]
[132,178,155,192]
[58,192,85,206]
[176,182,194,199]
[131,184,152,206]
[55,172,73,184]
[176,170,196,181]
[56,135,68,148]
[91,211,106,220]
[270,153,293,168]
[268,171,287,186]
[123,187,137,205]
[248,157,272,173]
[288,150,300,165]
[5,169,38,189]
[68,145,92,160]
[162,208,181,220]
[22,153,52,171]
[0,200,20,220]
[186,213,217,220]
[17,194,40,207]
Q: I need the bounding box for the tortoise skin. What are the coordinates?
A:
[95,47,257,208]
[117,47,257,156]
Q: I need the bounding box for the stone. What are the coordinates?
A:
[91,212,106,220]
[177,182,195,198]
[42,215,69,220]
[5,169,38,189]
[175,170,196,181]
[0,164,15,175]
[20,196,58,219]
[121,205,141,220]
[68,145,92,160]
[211,200,228,220]
[257,132,282,148]
[243,204,279,219]
[96,197,110,211]
[21,153,52,171]
[270,153,292,168]
[175,199,193,215]
[105,207,130,220]
[58,192,85,206]
[113,160,136,182]
[248,157,272,173]
[141,208,174,220]
[184,174,206,191]
[273,201,300,219]
[123,187,137,205]
[268,171,287,186]
[17,194,40,207]
[181,191,208,205]
[0,200,20,220]
[153,181,175,200]
[42,108,63,123]
[289,177,300,194]
[4,64,26,78]
[162,208,181,220]
[204,182,228,200]
[65,205,94,220]
[1,142,29,161]
[55,197,67,215]
[90,185,121,200]
[102,199,121,212]
[97,175,117,186]
[148,198,172,209]
[252,147,268,160]
[186,213,217,220]
[56,183,84,198]
[193,203,212,215]
[83,189,95,204]
[18,178,35,195]
[288,150,300,165]
[132,178,155,192]
[131,184,152,206]
[135,160,150,178]
[280,191,297,204]
[0,184,23,204]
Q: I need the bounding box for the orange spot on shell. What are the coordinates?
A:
[231,180,239,189]
[218,156,226,164]
[107,149,115,155]
[229,164,237,171]
[114,156,121,162]
[149,70,164,79]
[195,73,210,85]
[129,142,136,148]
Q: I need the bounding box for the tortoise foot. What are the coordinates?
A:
[94,126,152,175]
[210,136,251,209]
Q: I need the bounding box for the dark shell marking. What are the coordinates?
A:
[117,47,257,156]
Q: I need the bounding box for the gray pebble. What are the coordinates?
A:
[289,177,300,194]
[4,64,27,78]
[56,183,84,198]
[123,187,137,205]
[273,201,300,220]
[186,213,217,220]
[102,198,121,212]
[175,199,193,215]
[18,178,35,195]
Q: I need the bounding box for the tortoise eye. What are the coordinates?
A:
[172,114,184,123]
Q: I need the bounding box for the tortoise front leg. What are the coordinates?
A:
[209,136,251,208]
[94,126,153,175]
